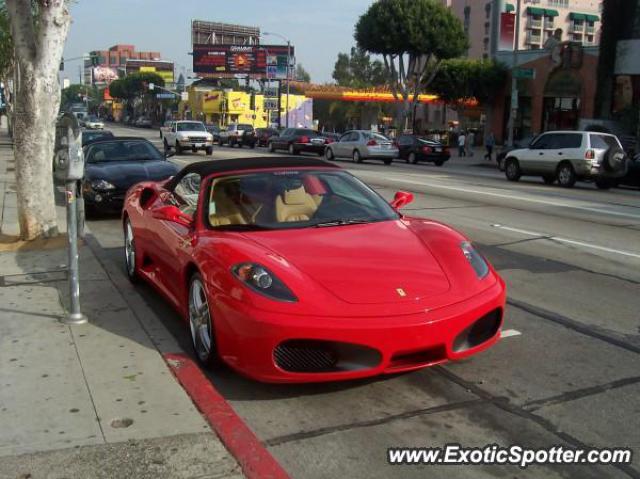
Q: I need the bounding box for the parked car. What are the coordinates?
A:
[268,128,334,156]
[81,129,114,147]
[218,123,257,148]
[594,151,640,189]
[84,115,104,130]
[159,120,174,139]
[163,120,214,155]
[503,131,627,188]
[255,128,279,147]
[397,134,450,166]
[205,125,222,143]
[122,156,506,382]
[135,117,153,128]
[81,138,179,215]
[325,130,399,165]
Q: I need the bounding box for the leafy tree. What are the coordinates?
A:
[5,0,72,240]
[295,63,311,83]
[355,0,468,127]
[0,3,12,82]
[332,47,385,88]
[61,84,101,111]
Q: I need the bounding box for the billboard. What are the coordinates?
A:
[499,12,516,51]
[126,60,174,83]
[193,44,294,79]
[92,66,119,84]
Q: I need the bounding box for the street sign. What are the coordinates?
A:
[149,83,155,91]
[181,92,189,101]
[514,68,535,79]
[264,99,278,110]
[156,93,174,99]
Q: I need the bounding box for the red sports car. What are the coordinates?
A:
[122,157,506,383]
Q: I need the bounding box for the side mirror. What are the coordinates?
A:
[390,191,414,210]
[152,205,193,228]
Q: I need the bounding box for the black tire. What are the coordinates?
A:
[205,147,213,156]
[325,147,334,161]
[505,158,521,182]
[556,162,576,188]
[269,142,275,153]
[408,152,418,164]
[602,147,626,174]
[163,139,170,152]
[175,141,183,155]
[434,160,444,167]
[595,178,612,190]
[123,218,139,283]
[188,273,222,368]
[542,175,555,185]
[497,156,505,171]
[383,159,393,165]
[353,150,363,163]
[288,143,298,155]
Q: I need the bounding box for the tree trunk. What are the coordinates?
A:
[13,66,59,239]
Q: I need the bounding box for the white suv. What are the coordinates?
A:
[504,131,627,188]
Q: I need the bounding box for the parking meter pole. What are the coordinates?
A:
[63,180,87,325]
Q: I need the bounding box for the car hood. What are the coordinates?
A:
[245,220,451,305]
[85,160,177,189]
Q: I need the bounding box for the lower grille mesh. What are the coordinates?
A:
[274,342,338,373]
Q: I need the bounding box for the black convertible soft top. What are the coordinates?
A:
[165,157,340,190]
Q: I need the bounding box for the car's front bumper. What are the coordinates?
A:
[213,278,506,383]
[83,190,126,212]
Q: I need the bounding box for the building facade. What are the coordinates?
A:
[444,0,603,59]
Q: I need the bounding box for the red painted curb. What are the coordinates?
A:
[164,352,290,479]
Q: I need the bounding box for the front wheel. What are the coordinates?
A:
[434,160,444,167]
[175,141,183,155]
[383,159,393,165]
[505,158,521,182]
[205,147,213,156]
[325,148,335,161]
[123,218,139,283]
[595,178,612,190]
[188,274,221,368]
[269,142,275,153]
[556,163,576,188]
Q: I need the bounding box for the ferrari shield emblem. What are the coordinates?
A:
[396,288,407,297]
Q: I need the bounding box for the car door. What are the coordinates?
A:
[397,135,412,160]
[551,133,583,175]
[337,131,357,157]
[148,172,202,303]
[522,133,552,173]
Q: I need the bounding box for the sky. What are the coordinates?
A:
[62,0,375,84]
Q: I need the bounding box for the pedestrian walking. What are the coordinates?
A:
[457,132,466,157]
[484,132,495,161]
[466,130,475,157]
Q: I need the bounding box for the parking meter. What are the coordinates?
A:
[54,112,84,181]
[54,111,88,325]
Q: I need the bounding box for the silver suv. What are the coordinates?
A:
[504,131,627,188]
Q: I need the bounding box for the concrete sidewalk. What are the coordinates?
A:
[0,118,241,478]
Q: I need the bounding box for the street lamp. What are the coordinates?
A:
[262,31,292,128]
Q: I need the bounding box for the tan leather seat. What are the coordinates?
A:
[209,185,248,226]
[275,186,319,222]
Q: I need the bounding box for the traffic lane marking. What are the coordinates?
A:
[492,224,640,260]
[357,174,640,220]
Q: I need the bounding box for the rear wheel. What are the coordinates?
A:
[434,160,444,167]
[188,274,221,368]
[542,175,555,185]
[595,178,613,190]
[353,150,362,163]
[383,159,393,165]
[123,218,139,283]
[175,141,183,155]
[556,162,576,188]
[505,158,521,182]
[269,142,275,153]
[408,152,417,164]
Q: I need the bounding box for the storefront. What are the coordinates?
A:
[492,43,599,142]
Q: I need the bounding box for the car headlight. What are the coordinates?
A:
[90,179,116,191]
[178,133,189,140]
[460,242,489,279]
[206,134,213,141]
[232,263,297,302]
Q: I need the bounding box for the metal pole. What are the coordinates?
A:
[286,40,291,128]
[506,0,522,147]
[63,180,87,325]
[277,80,282,129]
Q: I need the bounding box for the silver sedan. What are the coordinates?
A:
[325,130,399,165]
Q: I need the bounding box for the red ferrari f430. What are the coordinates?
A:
[122,157,506,383]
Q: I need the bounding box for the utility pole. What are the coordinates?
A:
[506,0,522,147]
[286,39,291,128]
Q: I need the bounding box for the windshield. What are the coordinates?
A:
[207,170,398,230]
[86,141,163,163]
[177,122,206,132]
[87,116,99,122]
[237,124,253,132]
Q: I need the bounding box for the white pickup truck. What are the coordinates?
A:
[163,120,214,155]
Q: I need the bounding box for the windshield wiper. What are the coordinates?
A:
[312,218,372,228]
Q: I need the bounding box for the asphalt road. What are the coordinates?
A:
[87,123,640,479]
